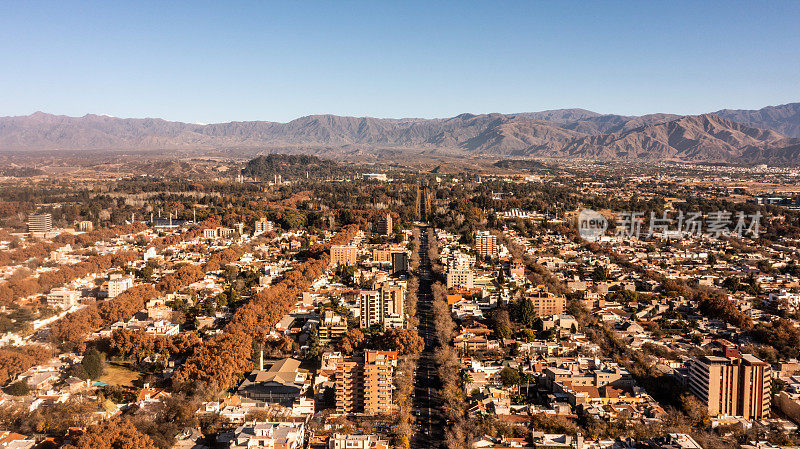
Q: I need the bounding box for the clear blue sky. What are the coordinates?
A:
[2,1,799,123]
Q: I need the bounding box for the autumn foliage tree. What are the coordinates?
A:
[340,328,365,354]
[174,225,358,391]
[0,346,53,386]
[49,284,159,351]
[108,328,201,363]
[378,328,423,355]
[64,418,158,449]
[0,250,140,307]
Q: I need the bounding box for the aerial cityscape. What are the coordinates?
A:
[1,2,800,449]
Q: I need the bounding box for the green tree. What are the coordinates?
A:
[5,380,30,396]
[499,366,521,387]
[81,348,106,380]
[516,297,537,327]
[593,265,608,281]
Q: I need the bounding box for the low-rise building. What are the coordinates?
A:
[226,421,304,449]
[46,288,80,309]
[329,434,389,449]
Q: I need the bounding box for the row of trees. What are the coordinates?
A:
[48,284,160,351]
[0,249,141,307]
[432,279,471,449]
[0,222,148,270]
[392,242,421,449]
[427,225,471,449]
[173,225,360,391]
[337,327,423,356]
[107,328,201,363]
[54,222,149,248]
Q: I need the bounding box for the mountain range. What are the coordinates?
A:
[1,103,799,164]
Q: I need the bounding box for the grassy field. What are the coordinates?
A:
[99,362,142,387]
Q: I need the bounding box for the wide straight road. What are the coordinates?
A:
[411,226,445,449]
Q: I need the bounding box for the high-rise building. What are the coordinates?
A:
[78,221,94,232]
[390,251,409,275]
[376,214,393,236]
[359,290,381,328]
[474,231,498,258]
[363,350,395,414]
[254,217,274,235]
[27,213,52,234]
[688,344,770,419]
[330,245,357,267]
[359,284,405,328]
[509,258,525,278]
[107,275,134,298]
[335,350,397,415]
[334,356,361,413]
[380,283,405,328]
[447,251,474,271]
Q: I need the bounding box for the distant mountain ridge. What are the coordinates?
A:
[1,103,799,163]
[714,103,800,138]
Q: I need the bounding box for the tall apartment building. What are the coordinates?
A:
[334,356,362,414]
[376,214,393,236]
[78,221,94,232]
[359,283,405,328]
[107,275,134,298]
[474,231,498,259]
[688,349,770,419]
[372,247,392,264]
[335,350,397,415]
[27,213,53,234]
[363,350,395,414]
[254,217,274,235]
[330,245,357,267]
[380,283,405,328]
[359,290,381,328]
[446,268,474,289]
[391,251,408,275]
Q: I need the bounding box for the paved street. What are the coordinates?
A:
[411,227,445,448]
